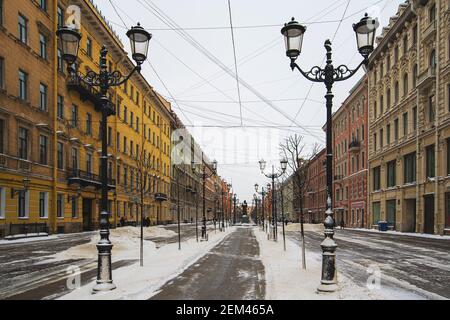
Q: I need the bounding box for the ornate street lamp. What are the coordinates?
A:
[281,14,378,293]
[191,154,217,240]
[258,159,286,241]
[57,23,151,293]
[11,177,31,198]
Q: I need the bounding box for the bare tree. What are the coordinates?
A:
[134,139,156,267]
[280,134,319,269]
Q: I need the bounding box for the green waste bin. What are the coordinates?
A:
[378,221,388,231]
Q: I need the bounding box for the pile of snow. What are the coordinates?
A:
[351,228,450,240]
[0,235,58,245]
[254,228,426,300]
[284,223,324,233]
[59,226,236,300]
[47,226,176,262]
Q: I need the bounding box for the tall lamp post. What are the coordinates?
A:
[280,14,378,292]
[253,194,259,226]
[57,23,152,292]
[191,154,217,241]
[258,159,287,241]
[254,184,267,231]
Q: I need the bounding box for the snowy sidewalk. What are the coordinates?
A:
[255,227,417,300]
[59,226,236,300]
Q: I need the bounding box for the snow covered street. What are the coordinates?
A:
[0,223,448,300]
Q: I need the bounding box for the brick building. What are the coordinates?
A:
[333,76,369,228]
[304,148,327,223]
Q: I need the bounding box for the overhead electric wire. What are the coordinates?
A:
[135,0,325,142]
[227,0,243,126]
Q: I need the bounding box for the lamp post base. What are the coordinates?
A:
[92,282,117,293]
[317,282,338,293]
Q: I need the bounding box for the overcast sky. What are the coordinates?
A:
[94,0,405,204]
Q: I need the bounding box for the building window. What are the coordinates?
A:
[57,95,64,119]
[57,48,63,72]
[428,95,436,123]
[39,192,48,218]
[386,200,396,227]
[379,128,383,148]
[386,123,391,144]
[87,38,93,58]
[394,118,399,141]
[39,0,47,12]
[57,194,64,218]
[0,0,3,27]
[394,82,399,103]
[108,126,112,146]
[387,160,396,188]
[18,127,28,160]
[57,142,64,169]
[116,132,120,151]
[86,113,92,135]
[0,187,5,219]
[445,193,450,229]
[0,56,4,89]
[380,95,383,114]
[18,190,28,218]
[86,153,92,174]
[373,133,377,151]
[124,106,128,123]
[18,14,28,44]
[39,134,48,165]
[403,73,409,96]
[39,33,47,60]
[130,111,134,128]
[387,89,391,109]
[39,83,48,111]
[71,104,78,127]
[374,101,377,118]
[394,46,398,63]
[71,147,78,170]
[429,3,436,23]
[0,118,4,154]
[117,164,121,185]
[404,152,416,183]
[18,69,27,100]
[403,112,408,136]
[373,166,381,191]
[124,167,128,187]
[57,6,64,28]
[123,136,127,153]
[426,144,435,178]
[71,197,78,218]
[136,117,140,133]
[413,25,417,45]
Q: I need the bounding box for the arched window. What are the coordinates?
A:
[429,49,436,73]
[387,89,391,109]
[403,73,409,96]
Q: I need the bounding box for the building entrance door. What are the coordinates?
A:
[82,198,93,231]
[424,195,434,234]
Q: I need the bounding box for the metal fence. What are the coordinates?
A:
[5,223,49,238]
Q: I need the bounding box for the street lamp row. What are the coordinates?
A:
[280,13,379,292]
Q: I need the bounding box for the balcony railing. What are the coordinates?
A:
[67,168,116,189]
[154,193,168,201]
[67,72,115,116]
[422,20,436,42]
[417,67,436,90]
[348,140,361,153]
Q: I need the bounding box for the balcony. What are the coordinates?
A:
[348,140,361,153]
[67,73,115,116]
[422,21,436,42]
[334,175,344,181]
[417,67,436,90]
[155,193,168,201]
[67,168,116,190]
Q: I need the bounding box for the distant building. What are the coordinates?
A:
[333,76,369,228]
[304,148,327,223]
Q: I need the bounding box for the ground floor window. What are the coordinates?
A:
[39,192,48,218]
[57,194,64,218]
[18,190,28,218]
[372,202,380,224]
[386,200,396,228]
[71,198,78,218]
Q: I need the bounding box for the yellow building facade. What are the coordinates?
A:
[368,0,450,235]
[0,0,174,237]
